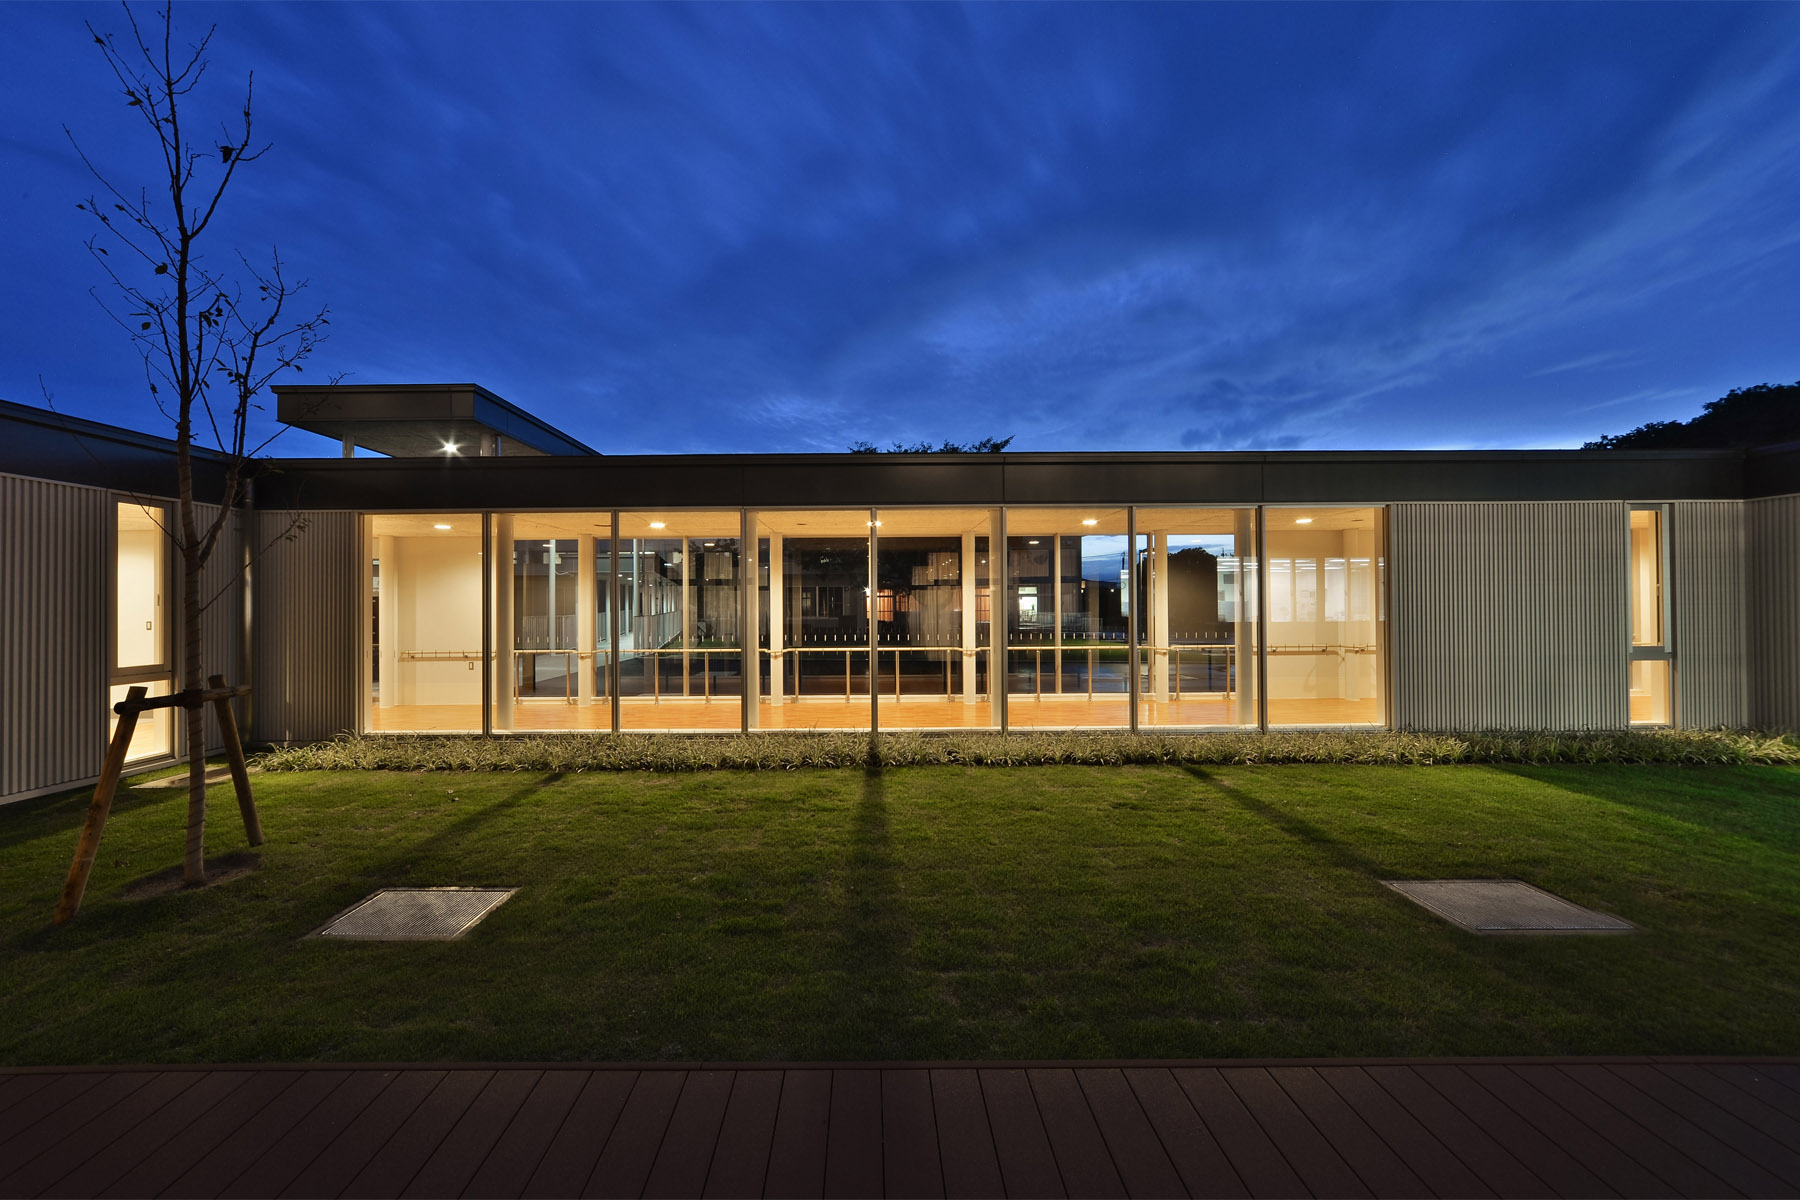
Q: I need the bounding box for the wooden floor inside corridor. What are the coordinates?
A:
[2,1058,1796,1198]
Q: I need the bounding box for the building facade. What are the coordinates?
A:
[3,389,1798,805]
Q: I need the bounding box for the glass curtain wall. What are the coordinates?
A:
[615,511,743,731]
[489,513,612,733]
[1628,506,1671,725]
[366,514,484,732]
[112,500,173,762]
[1004,507,1131,729]
[754,510,873,730]
[873,508,998,730]
[1134,508,1259,729]
[1263,507,1386,727]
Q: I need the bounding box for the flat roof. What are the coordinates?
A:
[274,383,598,457]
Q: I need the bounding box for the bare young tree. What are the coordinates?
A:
[72,2,328,885]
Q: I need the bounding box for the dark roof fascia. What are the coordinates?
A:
[0,397,232,499]
[1745,439,1800,499]
[248,446,1752,512]
[272,383,599,456]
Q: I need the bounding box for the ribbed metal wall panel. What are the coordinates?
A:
[1391,501,1628,730]
[1747,494,1800,732]
[1,474,108,803]
[253,510,358,743]
[1671,500,1747,729]
[191,502,246,753]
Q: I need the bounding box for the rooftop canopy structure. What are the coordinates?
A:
[275,383,599,458]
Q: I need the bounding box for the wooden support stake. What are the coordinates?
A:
[55,686,146,924]
[208,675,263,847]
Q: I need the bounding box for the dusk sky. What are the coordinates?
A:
[4,2,1798,458]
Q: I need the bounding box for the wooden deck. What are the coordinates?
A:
[2,1058,1795,1198]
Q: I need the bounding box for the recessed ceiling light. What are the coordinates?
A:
[648,521,666,529]
[1295,517,1314,525]
[1027,539,1040,545]
[433,523,451,530]
[1081,518,1098,526]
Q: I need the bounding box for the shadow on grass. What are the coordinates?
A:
[1487,763,1800,855]
[823,765,919,1054]
[351,772,569,889]
[1182,764,1392,880]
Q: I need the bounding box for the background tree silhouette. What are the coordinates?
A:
[70,2,329,885]
[1585,381,1800,449]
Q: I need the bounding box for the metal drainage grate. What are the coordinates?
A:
[1385,879,1635,935]
[311,887,518,941]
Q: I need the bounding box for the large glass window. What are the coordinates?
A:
[1134,508,1259,730]
[366,514,484,733]
[1263,507,1385,727]
[490,513,613,733]
[1005,507,1131,729]
[1629,506,1671,725]
[112,501,172,763]
[615,511,742,731]
[756,510,874,730]
[873,508,998,730]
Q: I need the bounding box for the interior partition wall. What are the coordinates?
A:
[358,503,1393,736]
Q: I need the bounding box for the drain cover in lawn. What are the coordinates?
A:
[311,888,517,940]
[1385,879,1634,934]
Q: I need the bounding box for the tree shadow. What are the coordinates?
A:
[1484,761,1800,855]
[1182,764,1391,879]
[354,772,568,887]
[823,764,919,1054]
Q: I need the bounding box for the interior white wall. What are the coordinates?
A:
[390,535,482,706]
[115,526,162,667]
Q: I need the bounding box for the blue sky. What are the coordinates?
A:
[3,2,1798,457]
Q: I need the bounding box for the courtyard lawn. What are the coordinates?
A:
[1,763,1796,1066]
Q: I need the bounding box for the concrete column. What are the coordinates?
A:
[376,535,398,707]
[1152,532,1170,701]
[992,509,1007,729]
[1052,535,1064,694]
[767,532,784,704]
[961,530,977,702]
[342,435,356,459]
[1344,527,1374,702]
[743,513,760,729]
[1234,510,1257,726]
[492,513,515,731]
[577,536,596,706]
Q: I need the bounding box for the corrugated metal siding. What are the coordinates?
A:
[1391,501,1628,730]
[253,510,358,743]
[1671,501,1747,729]
[1,474,108,802]
[1747,494,1800,733]
[191,502,246,753]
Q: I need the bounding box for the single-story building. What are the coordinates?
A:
[3,385,1797,804]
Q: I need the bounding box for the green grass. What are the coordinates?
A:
[3,762,1798,1065]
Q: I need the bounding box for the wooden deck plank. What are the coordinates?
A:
[1749,1063,1800,1100]
[41,1070,250,1199]
[1121,1066,1248,1199]
[1558,1065,1788,1197]
[344,1069,496,1199]
[976,1068,1065,1199]
[0,1071,196,1199]
[763,1070,832,1200]
[1170,1067,1308,1198]
[1223,1067,1370,1199]
[0,1072,153,1173]
[928,1069,1004,1200]
[823,1069,883,1199]
[642,1070,735,1199]
[0,1073,63,1123]
[582,1069,687,1199]
[1404,1065,1618,1199]
[522,1071,638,1200]
[880,1069,944,1200]
[1705,1064,1800,1116]
[0,1074,102,1140]
[462,1070,591,1200]
[1026,1068,1126,1199]
[1312,1068,1493,1200]
[1073,1068,1185,1200]
[1451,1063,1668,1200]
[272,1069,443,1198]
[1364,1066,1552,1199]
[1633,1065,1800,1188]
[163,1069,354,1198]
[702,1071,784,1200]
[100,1070,301,1199]
[401,1069,543,1200]
[219,1069,398,1198]
[1266,1067,1432,1200]
[1504,1065,1735,1198]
